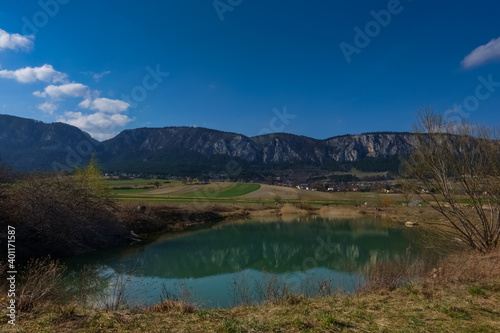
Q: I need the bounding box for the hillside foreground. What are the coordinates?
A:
[2,247,499,332]
[2,179,500,332]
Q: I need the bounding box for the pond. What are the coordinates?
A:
[66,215,422,308]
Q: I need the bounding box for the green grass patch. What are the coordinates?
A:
[468,285,486,297]
[441,306,472,320]
[112,188,152,195]
[179,183,261,198]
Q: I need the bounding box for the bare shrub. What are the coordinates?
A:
[65,264,106,307]
[297,201,315,211]
[427,248,500,287]
[18,256,66,312]
[97,265,133,311]
[151,299,195,313]
[360,256,428,292]
[280,204,308,215]
[8,169,127,255]
[255,272,290,304]
[403,108,500,253]
[230,271,253,306]
[152,282,196,313]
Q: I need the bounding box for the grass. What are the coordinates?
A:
[112,188,152,195]
[109,179,411,207]
[110,181,262,201]
[4,282,499,332]
[3,248,499,332]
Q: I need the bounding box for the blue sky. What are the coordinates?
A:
[1,0,500,140]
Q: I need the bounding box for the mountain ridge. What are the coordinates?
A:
[0,114,414,177]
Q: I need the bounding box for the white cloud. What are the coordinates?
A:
[34,83,89,99]
[0,28,34,52]
[93,70,111,82]
[58,111,134,140]
[462,37,500,69]
[37,101,58,115]
[0,64,67,83]
[81,70,111,82]
[78,98,91,109]
[79,97,130,114]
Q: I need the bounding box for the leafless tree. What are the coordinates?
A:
[402,108,500,253]
[396,171,417,206]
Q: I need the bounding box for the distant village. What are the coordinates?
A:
[103,172,396,193]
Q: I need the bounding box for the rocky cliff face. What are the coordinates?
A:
[250,132,414,164]
[0,115,415,172]
[97,127,262,163]
[323,133,415,162]
[98,127,415,165]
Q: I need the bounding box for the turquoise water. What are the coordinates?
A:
[66,216,419,308]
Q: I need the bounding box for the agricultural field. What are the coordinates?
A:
[108,179,407,206]
[109,180,261,202]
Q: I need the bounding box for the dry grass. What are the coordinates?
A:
[150,299,196,314]
[280,204,309,215]
[17,257,67,312]
[2,249,500,332]
[248,208,281,217]
[428,247,500,287]
[318,206,365,218]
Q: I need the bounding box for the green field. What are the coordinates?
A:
[178,183,261,198]
[108,180,263,202]
[112,188,153,195]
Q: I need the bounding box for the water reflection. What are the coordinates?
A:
[67,216,420,308]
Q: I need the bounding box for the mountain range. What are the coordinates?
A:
[0,114,414,180]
